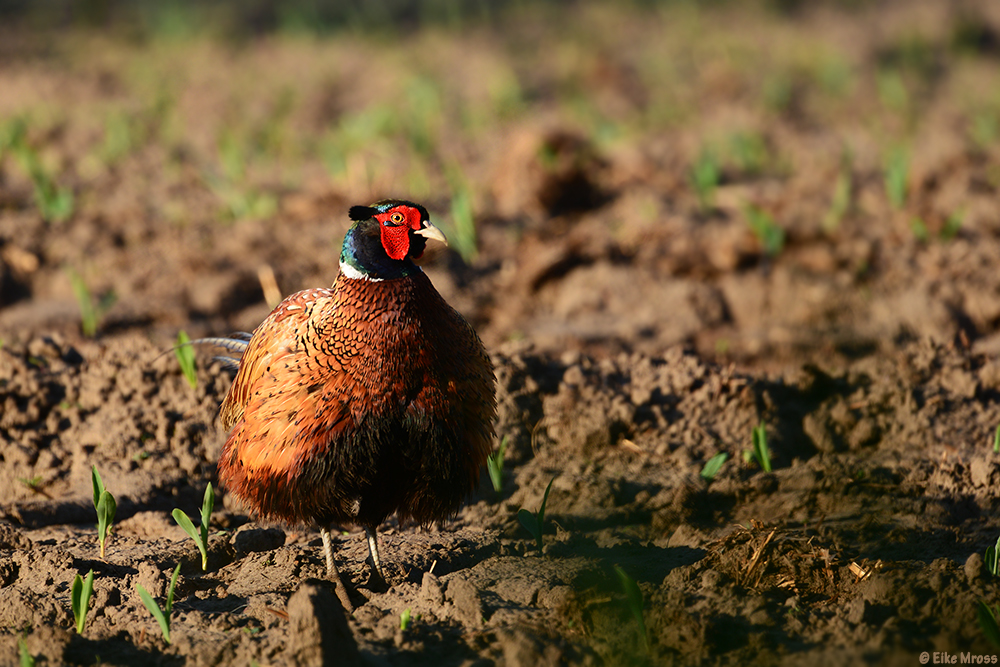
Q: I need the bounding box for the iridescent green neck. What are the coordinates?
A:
[339,223,422,281]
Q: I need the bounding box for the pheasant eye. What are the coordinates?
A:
[389,212,405,224]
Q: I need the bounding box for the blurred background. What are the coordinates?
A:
[1,0,999,371]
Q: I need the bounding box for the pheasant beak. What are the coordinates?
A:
[415,221,449,246]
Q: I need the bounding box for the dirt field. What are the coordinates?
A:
[3,1,1000,664]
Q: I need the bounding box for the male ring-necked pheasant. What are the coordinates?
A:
[200,200,496,605]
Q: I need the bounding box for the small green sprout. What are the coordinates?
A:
[17,634,34,667]
[762,72,793,112]
[71,569,95,634]
[614,565,648,653]
[174,330,198,389]
[487,436,508,493]
[137,562,182,644]
[986,535,1000,577]
[690,148,720,212]
[447,167,478,264]
[10,137,74,223]
[823,153,853,233]
[700,452,728,482]
[970,111,998,150]
[745,205,785,257]
[728,131,768,176]
[18,635,34,667]
[67,268,116,338]
[399,608,412,631]
[172,483,214,571]
[518,478,554,553]
[17,476,44,494]
[994,424,1000,454]
[910,218,929,243]
[876,69,909,115]
[884,146,910,210]
[92,466,117,559]
[979,600,1000,648]
[743,422,772,472]
[941,211,963,241]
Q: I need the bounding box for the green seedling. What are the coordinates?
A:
[910,217,929,243]
[994,424,1000,454]
[172,483,214,571]
[700,452,728,481]
[18,636,34,667]
[67,268,116,338]
[518,478,554,553]
[971,111,998,150]
[174,330,198,389]
[10,138,74,223]
[17,476,44,493]
[762,72,793,112]
[446,166,478,264]
[743,422,772,472]
[71,569,95,634]
[744,206,785,257]
[207,174,278,223]
[487,435,508,493]
[823,151,853,233]
[876,68,909,115]
[402,77,441,157]
[614,565,648,653]
[979,601,1000,648]
[92,466,117,559]
[690,148,720,211]
[941,211,963,241]
[816,56,852,97]
[884,146,910,210]
[400,608,412,631]
[728,131,768,176]
[986,535,1000,576]
[137,562,181,644]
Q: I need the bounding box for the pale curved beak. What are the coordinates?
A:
[415,220,449,246]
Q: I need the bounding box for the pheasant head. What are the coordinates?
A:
[340,200,448,281]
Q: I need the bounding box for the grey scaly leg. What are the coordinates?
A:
[365,526,384,580]
[320,526,354,613]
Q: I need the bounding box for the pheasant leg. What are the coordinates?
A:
[320,526,354,613]
[365,527,385,581]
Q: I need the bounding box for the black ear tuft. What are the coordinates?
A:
[349,205,377,222]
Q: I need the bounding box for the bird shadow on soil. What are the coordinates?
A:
[547,538,705,586]
[64,632,183,667]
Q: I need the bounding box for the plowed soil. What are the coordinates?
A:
[4,1,1000,665]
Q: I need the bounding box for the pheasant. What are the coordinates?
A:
[200,200,496,607]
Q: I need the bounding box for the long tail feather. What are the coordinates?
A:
[190,335,252,354]
[163,334,252,375]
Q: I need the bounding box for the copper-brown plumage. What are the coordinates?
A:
[203,200,496,594]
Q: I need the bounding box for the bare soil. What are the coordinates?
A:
[3,1,1000,664]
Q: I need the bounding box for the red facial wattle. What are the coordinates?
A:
[375,206,423,260]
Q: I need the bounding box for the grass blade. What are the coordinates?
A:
[172,508,208,570]
[137,584,171,644]
[487,436,508,493]
[71,569,95,634]
[166,562,181,614]
[700,452,728,481]
[200,483,214,550]
[614,565,648,652]
[174,330,198,389]
[18,636,34,667]
[752,423,772,472]
[537,478,554,529]
[97,490,117,559]
[979,601,1000,648]
[91,466,105,511]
